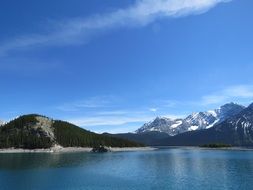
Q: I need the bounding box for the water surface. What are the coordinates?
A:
[0,148,253,190]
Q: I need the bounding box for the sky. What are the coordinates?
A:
[1,0,253,133]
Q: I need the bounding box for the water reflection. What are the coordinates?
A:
[0,152,105,170]
[0,148,252,190]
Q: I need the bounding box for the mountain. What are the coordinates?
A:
[161,103,253,146]
[136,117,185,135]
[0,120,3,126]
[0,114,143,149]
[136,103,245,136]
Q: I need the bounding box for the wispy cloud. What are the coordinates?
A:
[151,85,253,112]
[56,84,253,133]
[149,108,158,112]
[67,112,182,133]
[56,96,115,112]
[0,0,231,56]
[201,85,253,106]
[56,95,184,133]
[68,115,154,127]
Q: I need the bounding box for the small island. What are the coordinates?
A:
[200,143,232,148]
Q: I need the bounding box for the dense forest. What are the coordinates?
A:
[53,120,143,148]
[0,114,143,149]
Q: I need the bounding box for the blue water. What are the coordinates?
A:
[0,148,253,190]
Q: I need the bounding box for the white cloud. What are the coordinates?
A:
[149,108,157,112]
[55,84,253,133]
[57,97,184,132]
[68,115,154,127]
[201,85,253,106]
[67,113,183,133]
[66,111,183,130]
[95,110,128,116]
[0,0,231,56]
[56,96,114,112]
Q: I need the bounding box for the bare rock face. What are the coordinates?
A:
[35,116,55,141]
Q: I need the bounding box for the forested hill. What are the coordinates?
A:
[0,114,143,149]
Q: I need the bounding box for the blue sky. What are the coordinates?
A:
[1,0,253,133]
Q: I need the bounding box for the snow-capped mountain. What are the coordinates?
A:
[214,103,253,143]
[135,117,185,135]
[0,120,4,126]
[163,103,253,146]
[136,103,245,136]
[184,111,218,130]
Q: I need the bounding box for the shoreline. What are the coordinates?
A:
[153,146,253,151]
[1,146,252,153]
[0,146,156,153]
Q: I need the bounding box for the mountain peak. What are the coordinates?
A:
[216,102,245,120]
[153,116,172,122]
[220,102,244,109]
[248,103,253,109]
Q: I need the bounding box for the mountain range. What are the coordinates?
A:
[109,102,253,146]
[161,103,253,146]
[136,103,245,136]
[2,102,253,148]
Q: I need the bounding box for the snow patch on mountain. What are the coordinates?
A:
[171,120,182,129]
[188,126,198,131]
[206,119,220,129]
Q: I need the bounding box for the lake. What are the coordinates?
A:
[0,147,253,190]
